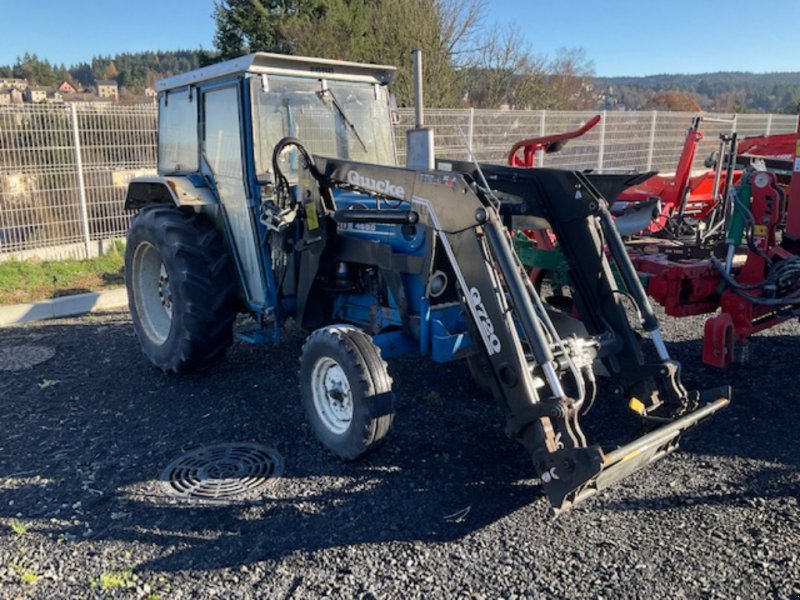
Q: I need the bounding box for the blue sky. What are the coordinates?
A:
[1,0,798,76]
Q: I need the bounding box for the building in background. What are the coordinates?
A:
[58,80,80,94]
[95,80,119,101]
[23,87,47,103]
[0,78,28,91]
[0,88,23,104]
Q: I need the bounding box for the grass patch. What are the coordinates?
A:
[20,571,39,585]
[96,569,135,591]
[9,563,39,585]
[9,520,28,535]
[0,242,125,305]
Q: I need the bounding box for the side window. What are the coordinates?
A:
[204,88,244,182]
[158,89,198,173]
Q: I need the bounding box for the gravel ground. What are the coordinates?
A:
[0,309,798,599]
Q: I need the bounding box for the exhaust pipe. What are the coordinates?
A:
[406,50,435,170]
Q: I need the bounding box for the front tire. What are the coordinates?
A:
[125,205,238,373]
[299,326,395,460]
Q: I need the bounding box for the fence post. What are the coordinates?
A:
[646,110,657,171]
[597,110,607,170]
[70,103,91,259]
[537,109,546,166]
[467,107,474,157]
[765,113,773,136]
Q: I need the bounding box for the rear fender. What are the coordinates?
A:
[124,176,217,210]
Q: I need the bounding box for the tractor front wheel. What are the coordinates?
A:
[125,205,238,374]
[299,326,395,460]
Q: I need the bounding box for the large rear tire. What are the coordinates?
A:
[125,205,238,373]
[299,325,395,460]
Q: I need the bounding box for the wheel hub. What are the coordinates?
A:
[132,242,174,345]
[158,264,173,313]
[311,357,353,434]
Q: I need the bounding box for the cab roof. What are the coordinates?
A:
[155,52,397,92]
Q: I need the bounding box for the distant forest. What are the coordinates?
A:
[596,72,800,113]
[0,51,205,95]
[1,49,798,113]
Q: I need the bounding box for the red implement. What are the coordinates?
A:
[508,115,602,168]
[615,117,738,233]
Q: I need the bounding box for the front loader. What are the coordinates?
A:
[123,52,729,515]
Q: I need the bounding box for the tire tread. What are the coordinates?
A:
[125,205,238,374]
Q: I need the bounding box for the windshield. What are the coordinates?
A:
[251,76,396,182]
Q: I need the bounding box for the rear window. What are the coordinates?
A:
[158,88,199,174]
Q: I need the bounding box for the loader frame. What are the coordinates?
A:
[286,149,729,512]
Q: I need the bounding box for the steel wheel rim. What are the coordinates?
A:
[310,356,353,435]
[132,242,173,345]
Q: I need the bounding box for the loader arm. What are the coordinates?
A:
[291,148,729,514]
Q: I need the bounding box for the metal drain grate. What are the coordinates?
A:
[0,345,56,371]
[159,443,283,503]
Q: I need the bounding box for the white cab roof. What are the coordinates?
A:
[155,53,396,92]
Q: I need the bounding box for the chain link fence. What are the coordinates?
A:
[1,104,796,260]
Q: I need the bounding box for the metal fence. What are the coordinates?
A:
[1,104,796,260]
[394,109,799,172]
[0,104,156,260]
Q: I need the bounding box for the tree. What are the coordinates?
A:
[645,91,702,112]
[278,0,368,60]
[70,63,95,88]
[104,61,119,80]
[545,47,595,110]
[213,0,302,58]
[11,53,60,86]
[211,0,483,107]
[356,0,469,107]
[461,25,549,109]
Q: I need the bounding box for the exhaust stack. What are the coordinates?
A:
[406,50,435,170]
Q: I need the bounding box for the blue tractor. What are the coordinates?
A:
[124,53,729,514]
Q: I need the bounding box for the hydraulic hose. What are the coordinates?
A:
[711,256,800,306]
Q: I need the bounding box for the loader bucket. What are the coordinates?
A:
[542,392,730,516]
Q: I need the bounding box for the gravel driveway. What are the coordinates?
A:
[0,310,798,599]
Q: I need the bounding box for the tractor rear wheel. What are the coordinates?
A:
[299,326,395,460]
[125,205,238,373]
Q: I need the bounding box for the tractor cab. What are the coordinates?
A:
[127,52,398,312]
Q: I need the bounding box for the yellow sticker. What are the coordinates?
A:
[628,397,645,415]
[795,139,800,158]
[305,201,319,230]
[753,225,767,236]
[620,448,642,465]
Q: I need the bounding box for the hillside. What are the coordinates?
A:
[0,50,209,95]
[596,72,800,113]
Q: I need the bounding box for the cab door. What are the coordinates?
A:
[202,84,267,307]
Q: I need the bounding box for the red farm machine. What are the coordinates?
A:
[511,112,800,368]
[635,120,800,367]
[508,113,745,238]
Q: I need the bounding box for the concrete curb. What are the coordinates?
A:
[0,287,129,326]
